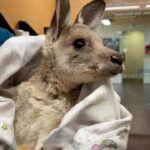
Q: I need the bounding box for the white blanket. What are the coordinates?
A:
[0,36,132,150]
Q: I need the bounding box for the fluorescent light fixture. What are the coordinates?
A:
[106,5,140,11]
[101,19,111,26]
[146,5,150,8]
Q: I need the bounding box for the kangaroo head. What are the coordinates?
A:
[42,0,123,86]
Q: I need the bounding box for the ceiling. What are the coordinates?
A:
[105,0,150,7]
[103,0,150,25]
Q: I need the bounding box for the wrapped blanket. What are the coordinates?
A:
[0,36,132,150]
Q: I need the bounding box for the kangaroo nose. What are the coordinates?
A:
[111,54,123,65]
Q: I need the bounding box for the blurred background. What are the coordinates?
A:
[0,0,150,149]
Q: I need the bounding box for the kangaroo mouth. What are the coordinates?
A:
[92,63,123,78]
[96,63,123,76]
[109,65,123,75]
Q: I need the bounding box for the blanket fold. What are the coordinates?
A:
[0,36,132,150]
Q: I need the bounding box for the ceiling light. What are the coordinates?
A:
[101,19,111,26]
[146,5,150,8]
[106,5,140,11]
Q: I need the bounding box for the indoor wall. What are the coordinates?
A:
[121,31,144,79]
[0,0,90,34]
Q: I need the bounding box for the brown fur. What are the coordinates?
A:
[1,0,123,149]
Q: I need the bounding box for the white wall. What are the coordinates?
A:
[144,55,150,83]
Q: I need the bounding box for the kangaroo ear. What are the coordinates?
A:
[50,0,71,40]
[75,0,105,31]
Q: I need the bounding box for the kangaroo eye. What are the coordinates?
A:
[73,38,86,49]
